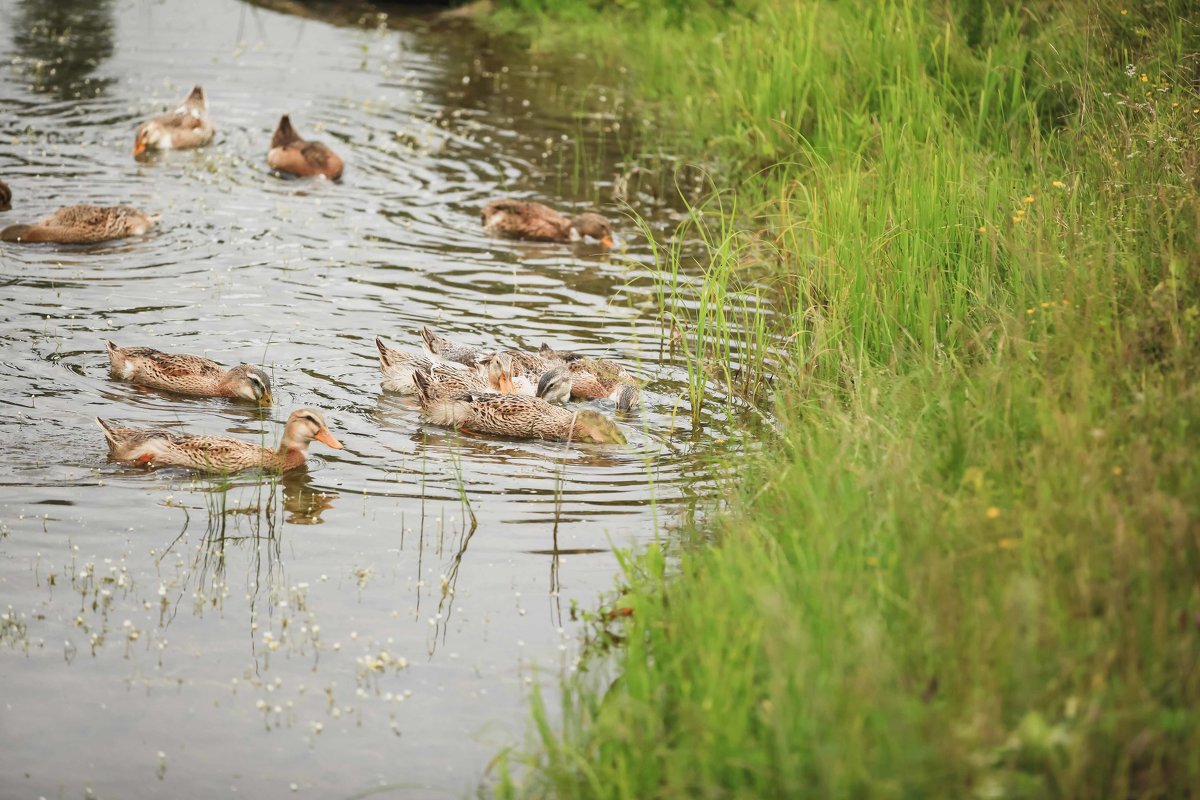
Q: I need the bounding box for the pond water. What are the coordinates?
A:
[0,0,736,797]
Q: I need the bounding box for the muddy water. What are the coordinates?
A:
[0,1,731,797]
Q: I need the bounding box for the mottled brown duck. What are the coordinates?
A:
[267,114,344,180]
[412,370,624,445]
[1,205,159,244]
[134,85,215,158]
[420,327,638,411]
[481,199,614,248]
[105,341,273,405]
[96,408,342,472]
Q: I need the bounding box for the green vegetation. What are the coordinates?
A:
[487,0,1200,796]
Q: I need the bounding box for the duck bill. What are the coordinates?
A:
[315,429,343,449]
[133,140,147,157]
[599,236,615,249]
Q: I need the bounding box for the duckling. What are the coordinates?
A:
[96,408,342,472]
[1,205,159,244]
[481,199,614,248]
[268,114,344,180]
[412,370,624,445]
[0,179,11,212]
[104,341,272,405]
[133,85,215,158]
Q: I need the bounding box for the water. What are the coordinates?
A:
[0,1,734,797]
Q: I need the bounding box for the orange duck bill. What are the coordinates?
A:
[315,429,343,449]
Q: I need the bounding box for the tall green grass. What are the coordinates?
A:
[488,0,1200,796]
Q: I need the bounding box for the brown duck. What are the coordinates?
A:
[133,85,215,158]
[268,115,344,180]
[105,341,273,405]
[1,205,159,244]
[481,199,614,248]
[412,370,624,445]
[420,327,638,411]
[0,179,11,212]
[96,408,342,472]
[416,327,572,404]
[377,336,572,403]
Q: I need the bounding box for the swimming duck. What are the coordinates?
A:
[105,341,272,405]
[412,370,624,445]
[377,336,571,403]
[537,344,641,411]
[420,327,637,411]
[96,408,342,472]
[417,328,572,403]
[481,199,614,248]
[0,179,10,211]
[133,85,215,158]
[376,336,495,395]
[1,205,159,244]
[268,114,344,180]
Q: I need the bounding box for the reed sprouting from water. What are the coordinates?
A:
[488,0,1200,796]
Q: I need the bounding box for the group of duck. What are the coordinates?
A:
[1,85,633,473]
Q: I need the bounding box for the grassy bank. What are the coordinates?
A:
[487,1,1200,796]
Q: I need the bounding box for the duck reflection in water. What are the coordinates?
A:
[279,471,337,525]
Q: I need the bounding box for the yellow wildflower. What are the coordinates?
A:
[1120,8,1128,13]
[1026,308,1036,315]
[1023,196,1035,204]
[1012,215,1022,222]
[1140,74,1149,82]
[1112,466,1123,476]
[1052,180,1065,188]
[1041,302,1052,308]
[978,225,987,233]
[986,507,1001,519]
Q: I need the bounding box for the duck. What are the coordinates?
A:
[536,344,641,411]
[420,327,638,411]
[1,205,159,244]
[268,114,344,180]
[133,85,215,158]
[376,336,571,403]
[376,336,494,395]
[96,408,342,472]
[481,199,614,248]
[0,179,11,212]
[412,370,624,445]
[417,327,572,403]
[105,341,273,405]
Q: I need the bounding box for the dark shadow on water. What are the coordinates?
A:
[9,0,115,99]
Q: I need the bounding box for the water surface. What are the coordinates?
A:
[0,1,729,796]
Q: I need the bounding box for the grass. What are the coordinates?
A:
[484,0,1200,797]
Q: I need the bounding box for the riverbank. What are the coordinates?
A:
[487,1,1200,796]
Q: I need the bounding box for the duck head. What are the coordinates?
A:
[226,364,274,406]
[282,408,343,452]
[570,212,615,249]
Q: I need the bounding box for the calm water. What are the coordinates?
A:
[0,0,736,797]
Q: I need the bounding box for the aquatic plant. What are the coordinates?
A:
[489,0,1200,796]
